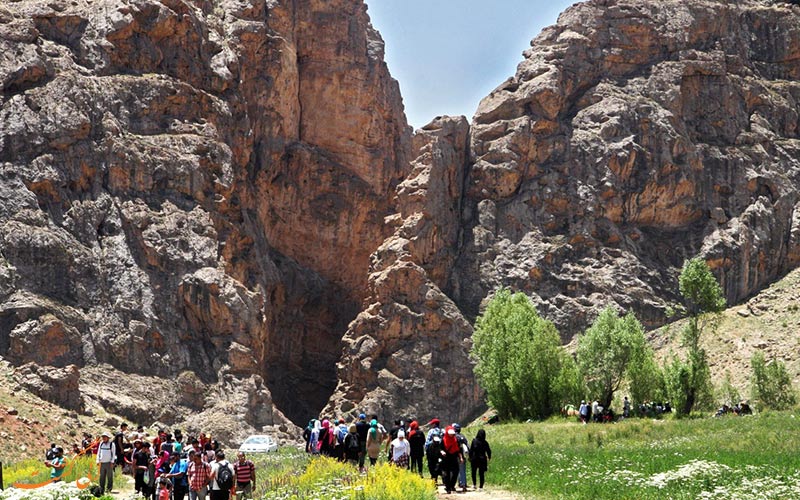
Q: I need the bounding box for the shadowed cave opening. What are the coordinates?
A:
[262,275,360,427]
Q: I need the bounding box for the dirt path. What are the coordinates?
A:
[435,484,523,500]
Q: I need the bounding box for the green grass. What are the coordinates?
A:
[1,454,125,490]
[464,411,800,499]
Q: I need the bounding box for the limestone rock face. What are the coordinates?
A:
[1,0,800,432]
[14,363,84,412]
[452,0,800,336]
[327,117,483,423]
[0,0,409,433]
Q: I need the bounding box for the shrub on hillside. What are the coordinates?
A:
[751,351,797,411]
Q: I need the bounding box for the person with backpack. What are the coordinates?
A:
[355,414,369,472]
[45,447,66,482]
[343,424,360,466]
[469,429,492,490]
[96,432,116,495]
[233,452,256,500]
[209,450,235,500]
[425,418,444,484]
[407,421,425,477]
[335,418,348,461]
[366,419,383,467]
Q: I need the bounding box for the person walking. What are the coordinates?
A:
[469,429,492,490]
[389,430,410,469]
[343,424,360,466]
[96,432,116,495]
[425,419,444,484]
[366,419,383,467]
[114,423,129,469]
[233,452,256,500]
[453,424,469,492]
[407,421,425,477]
[209,451,235,500]
[441,426,463,494]
[163,453,189,500]
[187,450,211,500]
[355,414,370,472]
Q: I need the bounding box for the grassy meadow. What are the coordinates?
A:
[466,411,800,499]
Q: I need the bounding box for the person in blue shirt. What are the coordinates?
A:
[163,452,190,500]
[47,447,66,481]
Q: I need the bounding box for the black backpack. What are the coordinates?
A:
[216,461,234,491]
[347,433,360,453]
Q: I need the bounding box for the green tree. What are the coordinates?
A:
[576,307,649,408]
[670,258,726,415]
[552,351,584,409]
[751,351,797,410]
[627,345,665,406]
[471,289,567,420]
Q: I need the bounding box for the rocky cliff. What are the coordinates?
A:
[0,0,410,439]
[328,0,800,419]
[1,0,799,435]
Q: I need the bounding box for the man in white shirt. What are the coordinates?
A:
[96,432,117,494]
[209,450,235,500]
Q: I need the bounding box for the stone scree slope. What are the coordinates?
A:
[0,0,799,433]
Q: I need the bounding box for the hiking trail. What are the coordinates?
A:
[436,484,524,499]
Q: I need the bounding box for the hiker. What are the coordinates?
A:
[233,452,256,500]
[355,413,370,472]
[425,419,444,484]
[343,424,360,466]
[334,418,349,461]
[407,420,426,477]
[319,419,336,457]
[366,419,383,467]
[163,453,189,500]
[133,440,151,495]
[454,424,469,492]
[302,420,313,453]
[623,397,631,418]
[441,425,463,494]
[389,429,410,468]
[469,429,492,490]
[579,401,590,424]
[187,450,211,500]
[45,447,66,482]
[309,420,321,455]
[96,432,116,494]
[209,450,235,500]
[143,442,157,500]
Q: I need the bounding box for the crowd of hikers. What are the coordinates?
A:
[301,414,492,494]
[44,423,257,500]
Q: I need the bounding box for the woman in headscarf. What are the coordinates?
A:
[319,419,337,456]
[366,419,383,467]
[303,420,314,453]
[309,420,321,455]
[469,429,492,490]
[441,425,463,494]
[407,420,426,476]
[343,424,360,466]
[389,430,410,469]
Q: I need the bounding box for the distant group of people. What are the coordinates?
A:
[562,397,675,423]
[302,414,492,494]
[45,423,257,500]
[715,401,752,417]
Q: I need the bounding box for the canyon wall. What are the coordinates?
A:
[1,0,799,432]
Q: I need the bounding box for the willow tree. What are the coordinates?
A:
[471,289,567,420]
[577,307,650,408]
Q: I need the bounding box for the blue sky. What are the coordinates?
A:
[365,0,577,128]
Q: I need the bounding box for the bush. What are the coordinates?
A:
[751,351,797,411]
